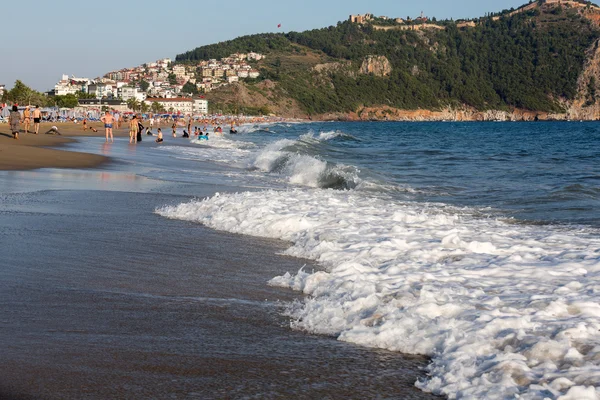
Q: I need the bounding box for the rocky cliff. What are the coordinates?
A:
[359,56,392,77]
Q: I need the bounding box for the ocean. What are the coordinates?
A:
[2,121,599,399]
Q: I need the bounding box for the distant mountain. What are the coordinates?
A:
[176,0,600,120]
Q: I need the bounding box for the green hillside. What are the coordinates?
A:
[176,2,600,115]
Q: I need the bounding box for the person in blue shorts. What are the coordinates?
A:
[100,111,115,143]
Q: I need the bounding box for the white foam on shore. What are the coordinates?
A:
[156,189,600,399]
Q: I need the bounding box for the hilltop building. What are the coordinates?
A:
[349,14,373,24]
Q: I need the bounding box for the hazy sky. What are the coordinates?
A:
[1,0,525,91]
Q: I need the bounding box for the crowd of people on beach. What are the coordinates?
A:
[98,111,249,144]
[5,106,283,143]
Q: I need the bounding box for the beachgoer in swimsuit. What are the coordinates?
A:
[172,122,177,138]
[45,126,61,135]
[156,129,163,143]
[9,105,20,140]
[129,115,139,144]
[83,118,88,131]
[101,111,115,143]
[32,106,42,134]
[22,106,31,133]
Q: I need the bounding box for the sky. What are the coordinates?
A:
[0,0,525,92]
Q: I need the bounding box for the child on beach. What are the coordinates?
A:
[156,129,163,143]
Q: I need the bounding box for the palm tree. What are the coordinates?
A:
[140,102,149,114]
[150,101,166,114]
[126,98,140,112]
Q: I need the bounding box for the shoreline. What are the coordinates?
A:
[0,122,120,171]
[0,129,439,399]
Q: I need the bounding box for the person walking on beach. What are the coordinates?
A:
[9,105,20,140]
[32,105,42,134]
[129,115,139,144]
[22,106,31,134]
[101,111,115,143]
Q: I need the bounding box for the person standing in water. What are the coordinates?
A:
[129,115,139,144]
[32,105,42,134]
[101,111,115,143]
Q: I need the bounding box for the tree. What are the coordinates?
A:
[5,80,50,106]
[150,101,166,113]
[140,102,149,114]
[139,80,150,92]
[182,81,198,95]
[6,80,33,104]
[76,91,96,99]
[55,94,79,108]
[127,98,140,111]
[168,73,178,85]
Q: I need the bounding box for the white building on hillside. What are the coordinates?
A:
[193,99,208,114]
[145,97,193,114]
[54,74,90,96]
[120,86,147,102]
[173,65,186,78]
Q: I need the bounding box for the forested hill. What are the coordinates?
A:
[176,1,600,117]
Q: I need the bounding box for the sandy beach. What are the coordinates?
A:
[0,122,119,171]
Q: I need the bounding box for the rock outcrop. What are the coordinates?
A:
[359,56,392,77]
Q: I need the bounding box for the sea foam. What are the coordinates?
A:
[250,139,361,189]
[157,189,600,399]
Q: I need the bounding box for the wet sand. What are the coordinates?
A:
[0,122,121,171]
[0,186,439,399]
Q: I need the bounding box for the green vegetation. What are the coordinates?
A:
[208,101,271,116]
[2,80,52,107]
[182,81,198,95]
[176,34,291,62]
[176,4,600,114]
